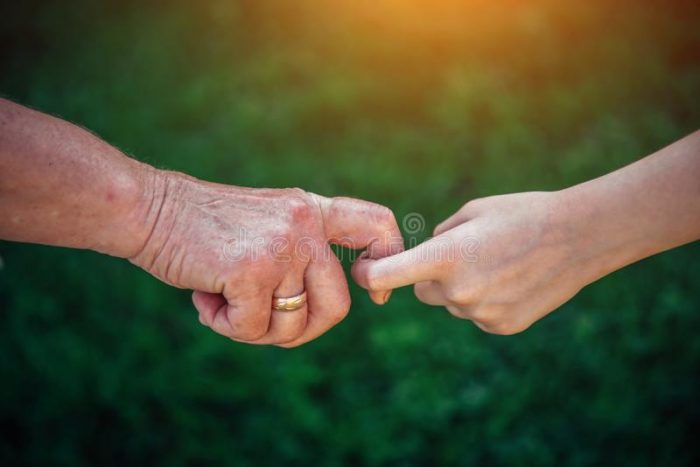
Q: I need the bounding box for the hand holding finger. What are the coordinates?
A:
[352,235,449,292]
[316,195,405,304]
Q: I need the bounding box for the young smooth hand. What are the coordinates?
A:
[353,131,700,334]
[353,192,584,334]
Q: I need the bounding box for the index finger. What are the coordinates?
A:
[351,235,449,291]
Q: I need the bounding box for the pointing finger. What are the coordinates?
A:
[351,235,451,291]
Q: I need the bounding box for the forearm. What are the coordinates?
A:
[0,98,159,258]
[560,130,700,282]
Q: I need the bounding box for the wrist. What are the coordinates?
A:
[103,164,174,260]
[123,167,189,261]
[553,183,655,284]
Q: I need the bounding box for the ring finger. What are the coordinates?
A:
[251,263,308,345]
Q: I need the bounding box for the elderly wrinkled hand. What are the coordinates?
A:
[130,171,404,347]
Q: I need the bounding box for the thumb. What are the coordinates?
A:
[314,195,404,304]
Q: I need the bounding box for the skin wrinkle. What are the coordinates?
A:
[173,244,188,289]
[132,172,172,270]
[126,168,162,260]
[1,98,403,347]
[7,93,696,343]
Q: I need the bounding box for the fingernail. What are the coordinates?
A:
[381,290,392,304]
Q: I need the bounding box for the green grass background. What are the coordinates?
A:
[1,0,700,465]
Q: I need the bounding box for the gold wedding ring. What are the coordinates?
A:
[272,291,307,312]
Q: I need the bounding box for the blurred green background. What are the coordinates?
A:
[1,0,700,465]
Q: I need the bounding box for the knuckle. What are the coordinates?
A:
[238,327,268,341]
[463,198,485,213]
[432,222,452,237]
[470,304,501,324]
[364,267,383,291]
[228,317,268,341]
[413,282,430,302]
[446,305,471,319]
[375,205,397,227]
[443,283,468,304]
[448,277,486,304]
[334,297,351,323]
[283,190,316,226]
[324,296,351,326]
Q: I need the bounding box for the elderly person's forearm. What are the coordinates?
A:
[0,98,157,258]
[0,99,404,347]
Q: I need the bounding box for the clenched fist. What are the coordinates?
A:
[130,171,404,347]
[0,98,403,348]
